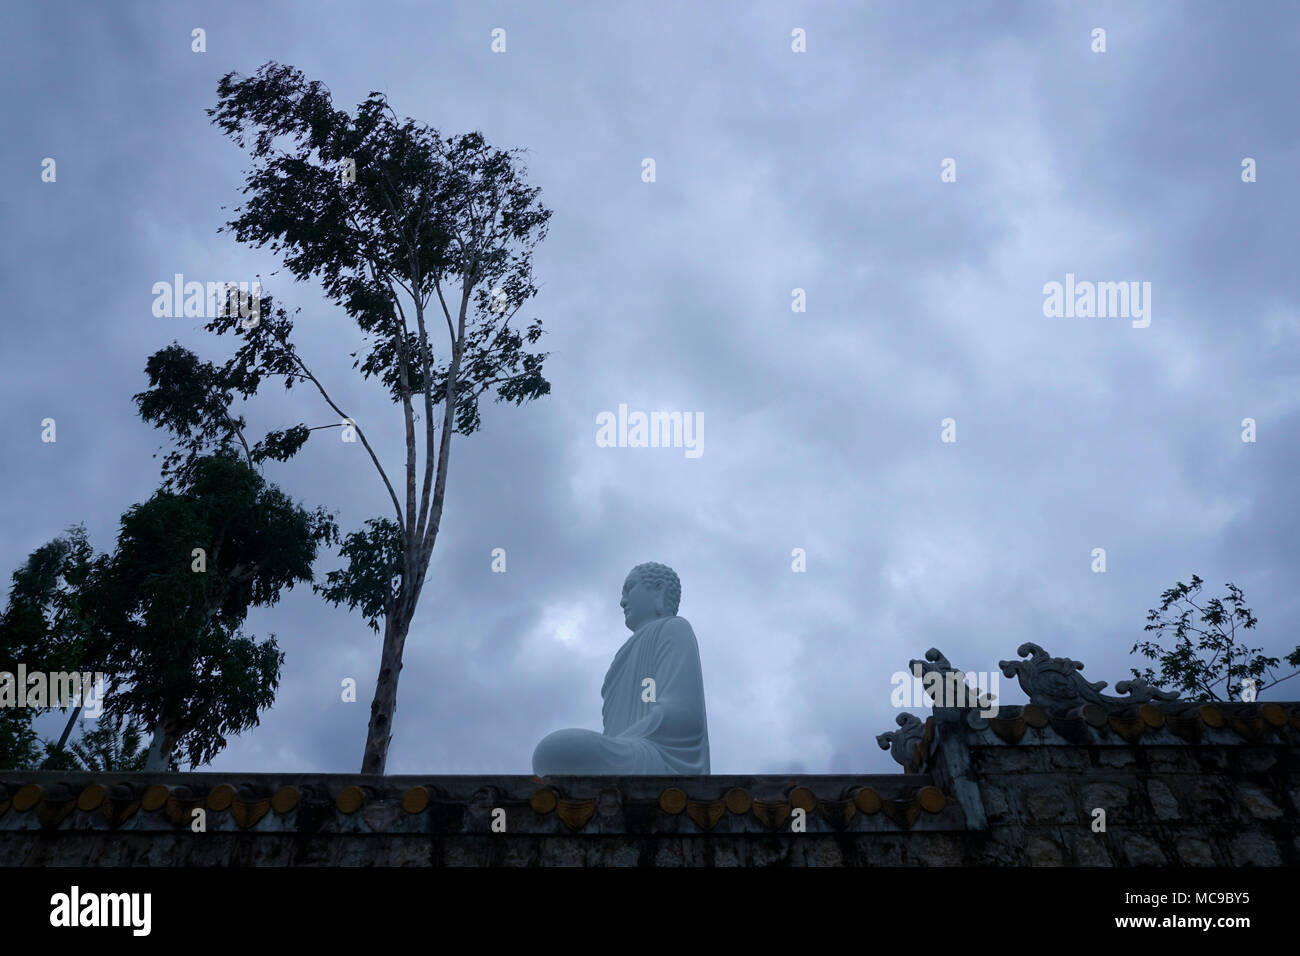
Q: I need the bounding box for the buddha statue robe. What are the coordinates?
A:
[532,614,710,775]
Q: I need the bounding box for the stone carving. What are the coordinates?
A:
[998,642,1180,711]
[908,648,997,712]
[532,563,710,775]
[877,713,926,768]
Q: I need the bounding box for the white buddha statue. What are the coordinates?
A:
[532,562,710,775]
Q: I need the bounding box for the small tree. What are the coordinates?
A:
[0,527,105,769]
[1131,574,1300,702]
[200,62,554,772]
[0,714,40,770]
[131,344,340,768]
[1,452,334,771]
[103,451,333,769]
[67,715,151,773]
[2,334,334,771]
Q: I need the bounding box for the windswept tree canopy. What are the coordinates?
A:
[191,61,556,771]
[136,343,314,486]
[205,61,551,440]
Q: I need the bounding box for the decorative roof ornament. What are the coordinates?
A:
[908,648,997,712]
[876,712,926,768]
[998,642,1180,711]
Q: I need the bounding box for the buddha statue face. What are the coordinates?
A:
[620,569,666,632]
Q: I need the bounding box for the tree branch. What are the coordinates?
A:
[280,336,404,527]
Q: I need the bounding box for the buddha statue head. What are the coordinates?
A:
[620,562,681,631]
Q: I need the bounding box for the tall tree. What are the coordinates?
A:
[198,62,553,772]
[1131,574,1300,702]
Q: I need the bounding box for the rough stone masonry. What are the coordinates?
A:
[1,642,1296,866]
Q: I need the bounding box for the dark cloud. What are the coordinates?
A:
[3,0,1296,774]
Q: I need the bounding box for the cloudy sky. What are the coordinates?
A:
[3,1,1298,775]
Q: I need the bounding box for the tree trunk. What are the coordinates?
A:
[38,703,84,769]
[143,717,176,772]
[56,703,83,751]
[361,610,413,774]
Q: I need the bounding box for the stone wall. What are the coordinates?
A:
[923,701,1299,866]
[0,772,970,866]
[2,643,1297,866]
